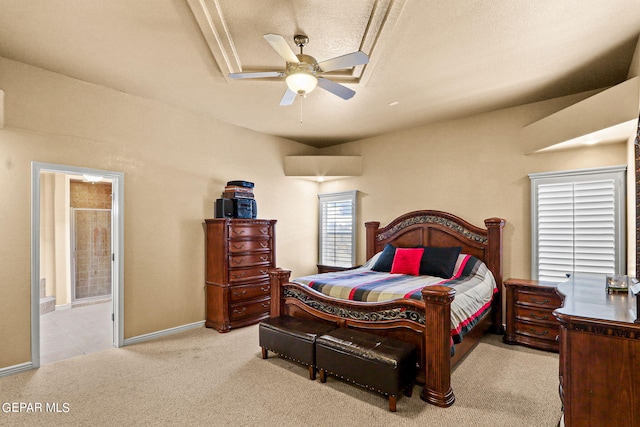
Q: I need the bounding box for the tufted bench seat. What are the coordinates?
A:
[315,328,418,412]
[259,316,337,380]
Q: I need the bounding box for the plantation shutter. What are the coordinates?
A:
[318,191,357,267]
[573,180,616,275]
[530,166,625,282]
[537,182,575,281]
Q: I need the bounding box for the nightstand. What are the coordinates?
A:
[503,278,562,352]
[316,265,360,274]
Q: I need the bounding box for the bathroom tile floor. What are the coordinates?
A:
[40,301,113,365]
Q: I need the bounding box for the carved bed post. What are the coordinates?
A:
[420,285,456,407]
[484,217,505,332]
[269,268,291,318]
[365,221,380,261]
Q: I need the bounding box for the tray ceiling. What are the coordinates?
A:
[0,0,638,147]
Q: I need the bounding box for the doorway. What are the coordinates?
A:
[31,162,124,367]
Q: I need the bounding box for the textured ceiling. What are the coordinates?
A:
[0,0,639,148]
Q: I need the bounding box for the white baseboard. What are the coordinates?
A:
[0,362,33,378]
[123,321,205,346]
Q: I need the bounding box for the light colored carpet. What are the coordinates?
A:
[0,325,561,426]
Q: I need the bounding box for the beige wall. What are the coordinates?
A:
[0,57,320,369]
[318,94,629,281]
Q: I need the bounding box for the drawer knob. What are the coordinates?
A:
[260,242,268,248]
[232,290,247,297]
[528,328,549,336]
[260,269,268,275]
[233,307,246,314]
[232,258,243,265]
[260,285,269,292]
[232,244,245,250]
[260,228,268,234]
[261,302,269,308]
[260,256,268,262]
[530,313,549,321]
[233,230,245,235]
[231,272,245,279]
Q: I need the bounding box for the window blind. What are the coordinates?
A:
[318,191,356,267]
[530,166,625,282]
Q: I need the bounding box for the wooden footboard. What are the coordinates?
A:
[269,268,461,407]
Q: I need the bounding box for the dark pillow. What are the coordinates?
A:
[419,246,462,278]
[371,244,396,272]
[390,247,424,276]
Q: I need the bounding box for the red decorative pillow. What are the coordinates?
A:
[390,248,425,276]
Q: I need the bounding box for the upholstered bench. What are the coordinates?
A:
[315,328,418,412]
[259,316,337,380]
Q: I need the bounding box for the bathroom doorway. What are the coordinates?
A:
[31,162,124,367]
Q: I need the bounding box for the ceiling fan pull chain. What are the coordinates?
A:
[299,94,304,124]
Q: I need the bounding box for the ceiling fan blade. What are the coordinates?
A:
[318,51,369,72]
[317,77,356,100]
[228,71,283,79]
[263,34,299,63]
[279,89,297,106]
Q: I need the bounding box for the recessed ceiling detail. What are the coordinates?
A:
[187,0,407,86]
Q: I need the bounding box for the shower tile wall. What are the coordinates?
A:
[71,182,112,299]
[71,182,112,210]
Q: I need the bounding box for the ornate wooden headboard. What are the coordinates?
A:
[364,210,505,288]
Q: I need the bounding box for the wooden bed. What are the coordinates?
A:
[268,210,505,407]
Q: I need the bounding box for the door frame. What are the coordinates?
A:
[31,162,124,367]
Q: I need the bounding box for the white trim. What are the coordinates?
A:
[528,165,627,179]
[123,321,205,346]
[31,162,125,368]
[318,190,358,267]
[529,165,627,280]
[0,362,33,378]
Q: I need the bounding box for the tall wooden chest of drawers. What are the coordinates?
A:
[503,278,562,352]
[205,218,276,333]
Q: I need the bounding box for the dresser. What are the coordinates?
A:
[554,273,640,426]
[503,278,562,352]
[204,218,276,333]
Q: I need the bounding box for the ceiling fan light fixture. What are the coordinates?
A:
[82,174,104,183]
[230,34,368,105]
[285,71,318,95]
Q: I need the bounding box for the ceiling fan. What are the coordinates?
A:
[229,34,369,106]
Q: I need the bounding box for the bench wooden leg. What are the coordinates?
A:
[404,384,414,398]
[261,347,268,359]
[319,369,327,383]
[389,396,397,412]
[308,365,315,380]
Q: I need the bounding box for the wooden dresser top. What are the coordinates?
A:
[554,273,638,326]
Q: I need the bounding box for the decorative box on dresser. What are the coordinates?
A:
[554,273,640,427]
[503,278,562,352]
[205,218,276,333]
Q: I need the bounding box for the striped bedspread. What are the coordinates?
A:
[292,254,496,344]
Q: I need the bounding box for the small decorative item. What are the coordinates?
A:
[631,278,640,323]
[606,274,629,294]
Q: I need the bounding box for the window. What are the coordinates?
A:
[529,166,626,282]
[318,191,357,267]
